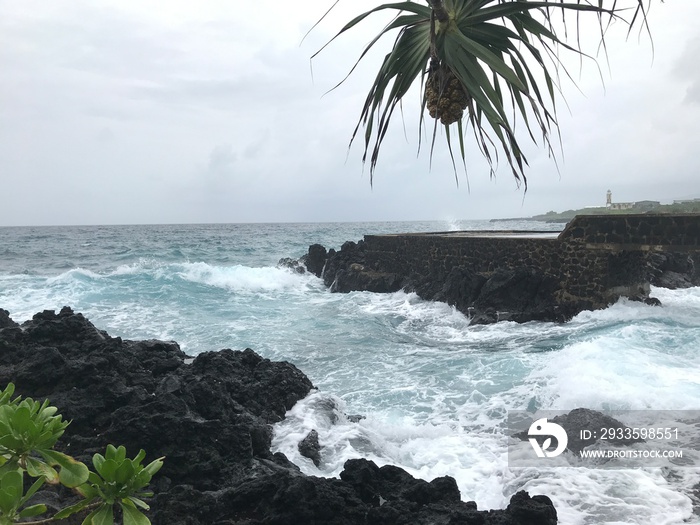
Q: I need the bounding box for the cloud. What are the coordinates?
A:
[674,37,700,104]
[2,0,700,226]
[206,144,237,178]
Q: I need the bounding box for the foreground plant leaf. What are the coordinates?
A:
[39,449,90,487]
[63,446,164,525]
[0,469,47,523]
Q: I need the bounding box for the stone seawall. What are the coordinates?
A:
[298,214,700,324]
[560,213,700,249]
[361,231,649,321]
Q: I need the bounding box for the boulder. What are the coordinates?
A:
[649,252,697,289]
[303,243,328,278]
[647,252,698,289]
[0,308,18,329]
[278,257,306,274]
[298,429,322,467]
[322,241,367,288]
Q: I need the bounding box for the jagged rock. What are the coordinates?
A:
[0,308,18,329]
[469,308,499,326]
[505,491,558,525]
[304,240,403,293]
[340,459,462,507]
[304,243,328,278]
[322,241,367,288]
[691,482,700,517]
[647,252,698,289]
[340,459,557,525]
[278,257,306,274]
[298,429,322,467]
[0,307,313,509]
[0,308,558,524]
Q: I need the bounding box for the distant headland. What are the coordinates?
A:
[494,192,700,223]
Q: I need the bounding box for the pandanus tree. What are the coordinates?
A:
[315,0,652,187]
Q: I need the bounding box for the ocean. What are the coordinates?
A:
[1,221,699,524]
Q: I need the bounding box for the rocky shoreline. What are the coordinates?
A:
[291,241,699,325]
[0,307,558,525]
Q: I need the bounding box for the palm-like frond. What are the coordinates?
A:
[315,0,653,187]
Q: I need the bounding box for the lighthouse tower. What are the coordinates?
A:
[606,190,612,208]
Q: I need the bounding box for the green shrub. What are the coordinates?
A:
[0,384,163,525]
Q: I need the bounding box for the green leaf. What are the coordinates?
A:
[445,27,525,91]
[0,385,16,407]
[0,460,19,480]
[142,458,164,479]
[76,482,99,500]
[18,503,47,518]
[0,470,21,514]
[114,445,126,464]
[39,449,89,487]
[133,471,151,489]
[126,496,150,511]
[82,504,113,525]
[10,407,31,437]
[19,476,45,506]
[25,456,58,483]
[92,453,105,474]
[54,498,94,520]
[114,459,135,485]
[96,458,118,481]
[87,471,102,486]
[0,490,17,515]
[133,450,146,465]
[121,501,151,525]
[0,470,22,497]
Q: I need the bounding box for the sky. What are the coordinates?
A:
[1,0,699,226]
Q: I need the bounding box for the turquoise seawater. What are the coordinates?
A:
[1,221,699,524]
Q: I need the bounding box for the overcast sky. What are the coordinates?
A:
[1,1,699,226]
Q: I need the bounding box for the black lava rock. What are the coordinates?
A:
[303,243,328,278]
[298,429,322,467]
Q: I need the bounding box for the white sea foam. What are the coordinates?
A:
[272,286,700,524]
[45,267,103,284]
[273,389,699,524]
[174,261,320,294]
